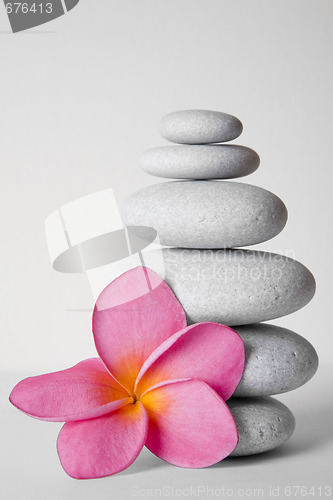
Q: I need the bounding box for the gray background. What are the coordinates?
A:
[0,1,332,498]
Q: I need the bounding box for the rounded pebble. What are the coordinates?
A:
[128,248,316,325]
[139,145,260,179]
[228,397,295,456]
[160,110,243,144]
[122,181,288,249]
[233,323,318,397]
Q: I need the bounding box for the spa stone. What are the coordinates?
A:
[234,323,318,397]
[228,397,295,456]
[126,248,316,326]
[122,181,288,249]
[139,145,260,179]
[160,110,243,144]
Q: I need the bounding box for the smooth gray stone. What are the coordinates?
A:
[140,145,260,179]
[228,397,295,456]
[122,181,288,248]
[233,324,318,397]
[136,248,316,325]
[160,110,243,144]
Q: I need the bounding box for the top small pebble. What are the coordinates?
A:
[160,109,243,144]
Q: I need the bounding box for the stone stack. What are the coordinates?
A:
[122,110,318,456]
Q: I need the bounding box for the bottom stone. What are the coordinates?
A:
[228,397,295,456]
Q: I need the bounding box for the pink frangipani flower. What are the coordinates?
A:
[9,267,245,479]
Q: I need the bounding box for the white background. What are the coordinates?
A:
[0,1,332,498]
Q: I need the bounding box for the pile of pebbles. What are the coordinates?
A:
[122,110,318,457]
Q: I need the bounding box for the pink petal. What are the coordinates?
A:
[57,402,148,479]
[9,358,132,422]
[92,267,187,393]
[141,379,238,467]
[135,322,245,400]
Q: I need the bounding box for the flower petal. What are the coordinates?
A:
[92,267,187,393]
[141,379,238,467]
[57,402,148,479]
[9,358,132,422]
[136,322,245,400]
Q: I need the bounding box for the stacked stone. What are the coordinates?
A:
[122,110,318,457]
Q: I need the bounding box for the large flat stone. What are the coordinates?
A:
[122,181,288,248]
[110,248,316,325]
[144,248,315,324]
[228,397,295,456]
[233,323,318,397]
